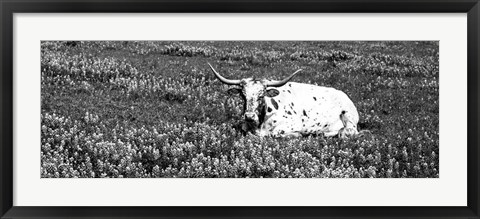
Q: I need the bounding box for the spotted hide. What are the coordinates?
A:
[208,63,359,138]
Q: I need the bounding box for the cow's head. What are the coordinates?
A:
[208,63,302,129]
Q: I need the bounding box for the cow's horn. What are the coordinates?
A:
[266,69,302,87]
[208,63,241,85]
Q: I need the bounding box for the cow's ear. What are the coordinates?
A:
[227,88,242,95]
[265,88,280,97]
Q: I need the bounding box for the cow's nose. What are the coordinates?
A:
[244,112,257,121]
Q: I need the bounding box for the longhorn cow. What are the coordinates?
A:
[208,63,359,138]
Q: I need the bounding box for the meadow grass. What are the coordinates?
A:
[41,41,439,178]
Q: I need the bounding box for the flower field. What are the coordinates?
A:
[41,41,439,178]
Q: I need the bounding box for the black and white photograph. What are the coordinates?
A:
[40,41,439,178]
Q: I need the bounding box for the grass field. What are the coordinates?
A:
[41,41,439,178]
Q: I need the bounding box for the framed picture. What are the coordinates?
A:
[1,0,479,218]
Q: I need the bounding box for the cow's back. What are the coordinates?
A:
[259,82,358,137]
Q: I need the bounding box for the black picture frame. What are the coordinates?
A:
[1,0,479,218]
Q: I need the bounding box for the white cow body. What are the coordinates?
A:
[258,82,359,137]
